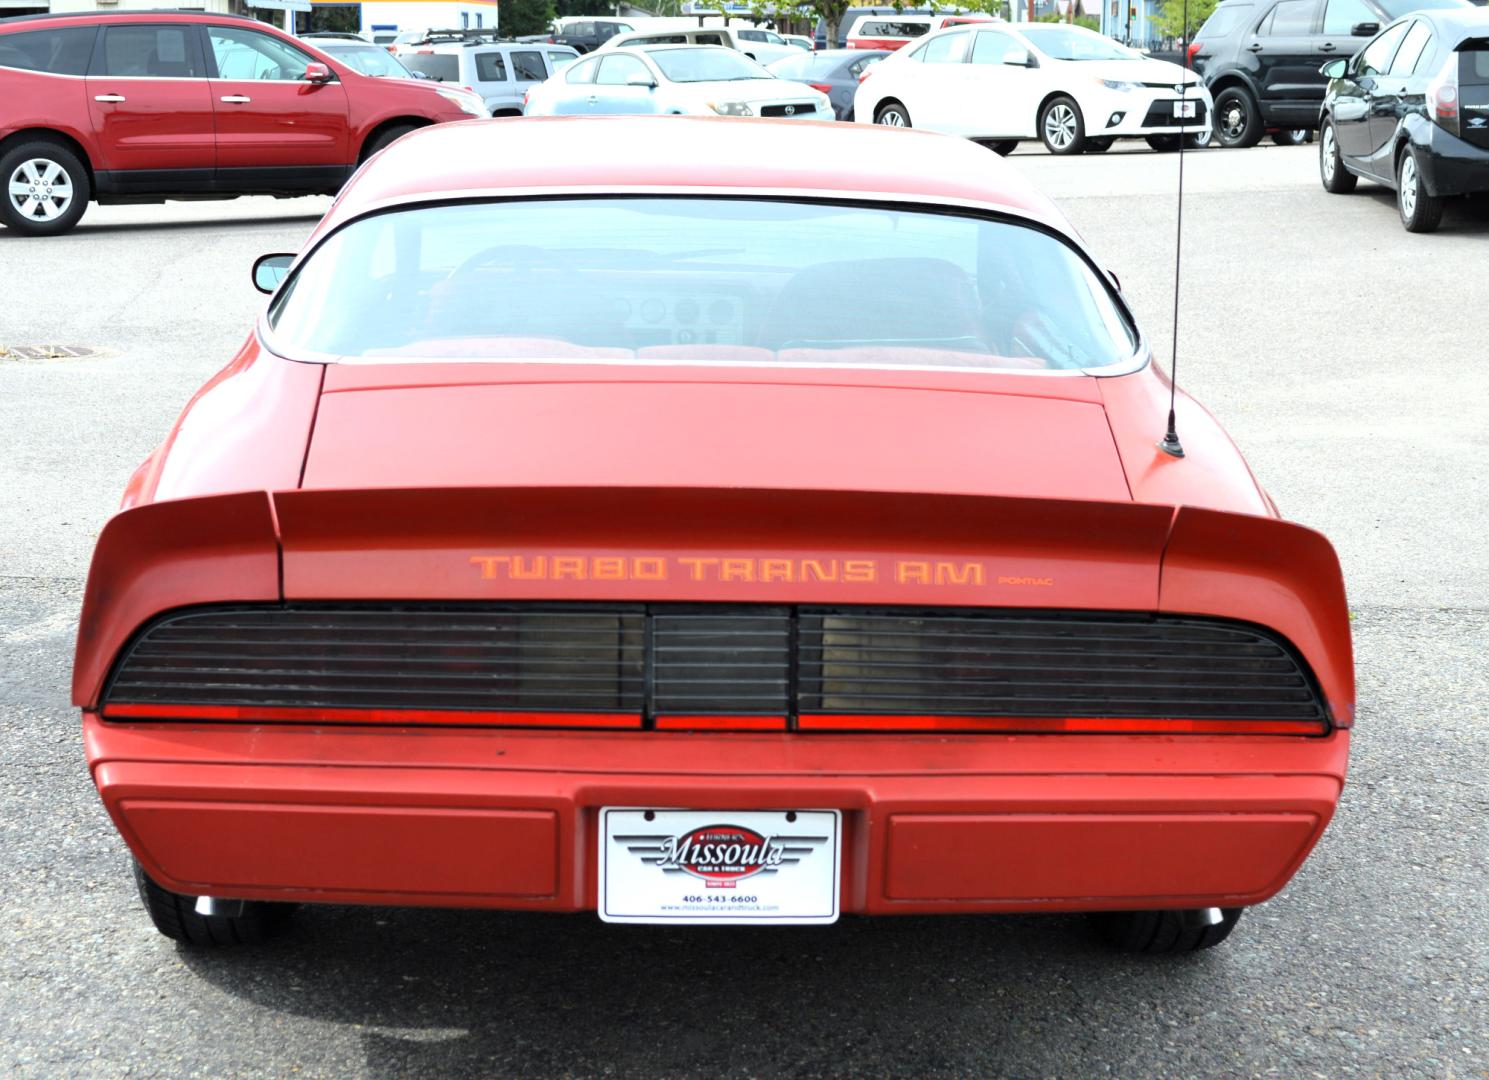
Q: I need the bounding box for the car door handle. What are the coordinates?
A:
[1320,43,1337,52]
[93,94,126,103]
[1247,43,1263,52]
[220,95,252,104]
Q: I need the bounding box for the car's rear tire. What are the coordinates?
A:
[361,122,419,161]
[134,861,296,946]
[988,139,1020,155]
[1085,138,1113,152]
[1213,87,1263,148]
[1319,119,1357,194]
[0,139,90,237]
[1397,146,1444,233]
[1146,134,1180,152]
[874,101,910,127]
[1272,128,1310,145]
[1039,96,1086,155]
[1092,908,1245,953]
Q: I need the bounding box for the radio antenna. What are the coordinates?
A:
[1158,0,1190,459]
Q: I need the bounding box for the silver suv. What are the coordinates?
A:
[397,40,579,115]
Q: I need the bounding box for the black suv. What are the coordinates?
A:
[1191,0,1473,147]
[550,19,632,54]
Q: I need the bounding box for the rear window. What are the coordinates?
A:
[474,51,507,81]
[266,198,1137,373]
[400,53,459,81]
[0,26,96,75]
[1196,4,1251,38]
[857,22,930,38]
[511,50,545,81]
[1464,41,1489,84]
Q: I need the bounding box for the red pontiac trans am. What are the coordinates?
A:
[75,116,1352,953]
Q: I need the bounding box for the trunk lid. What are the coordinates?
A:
[302,377,1131,502]
[1458,38,1489,150]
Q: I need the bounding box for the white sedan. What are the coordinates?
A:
[854,23,1213,155]
[525,46,830,121]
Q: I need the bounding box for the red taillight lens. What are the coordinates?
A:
[1186,40,1202,66]
[523,88,531,106]
[809,82,833,94]
[1426,55,1460,135]
[858,67,874,83]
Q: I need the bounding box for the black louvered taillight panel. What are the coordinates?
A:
[104,604,1329,730]
[650,609,791,716]
[106,606,645,713]
[796,611,1323,721]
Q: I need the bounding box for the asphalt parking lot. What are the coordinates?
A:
[2,141,1486,1079]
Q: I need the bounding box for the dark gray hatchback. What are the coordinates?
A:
[1190,0,1473,147]
[1318,7,1489,231]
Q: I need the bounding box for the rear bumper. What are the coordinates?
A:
[1419,126,1489,197]
[85,713,1348,914]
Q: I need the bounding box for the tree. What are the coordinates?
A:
[501,0,558,38]
[1154,0,1217,42]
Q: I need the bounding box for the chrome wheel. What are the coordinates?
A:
[1219,101,1246,141]
[1400,155,1418,220]
[7,158,73,222]
[1322,127,1336,184]
[1043,104,1077,150]
[875,106,907,127]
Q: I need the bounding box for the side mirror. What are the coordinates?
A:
[1002,47,1032,67]
[1319,58,1348,78]
[303,62,332,83]
[1350,21,1379,37]
[626,74,657,88]
[252,253,295,294]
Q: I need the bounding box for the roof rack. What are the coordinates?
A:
[401,28,503,45]
[1,8,258,24]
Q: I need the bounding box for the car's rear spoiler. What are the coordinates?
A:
[73,487,1353,726]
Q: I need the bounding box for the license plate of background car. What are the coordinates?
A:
[598,808,841,925]
[1173,101,1197,118]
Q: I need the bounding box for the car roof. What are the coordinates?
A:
[1421,6,1489,36]
[321,116,1067,237]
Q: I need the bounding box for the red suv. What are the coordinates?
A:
[0,10,487,236]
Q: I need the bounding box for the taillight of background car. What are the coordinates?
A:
[1186,40,1203,67]
[1426,55,1459,136]
[809,82,833,95]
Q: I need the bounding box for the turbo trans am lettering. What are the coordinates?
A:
[469,554,1055,588]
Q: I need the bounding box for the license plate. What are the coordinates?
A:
[599,808,841,924]
[1173,100,1197,119]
